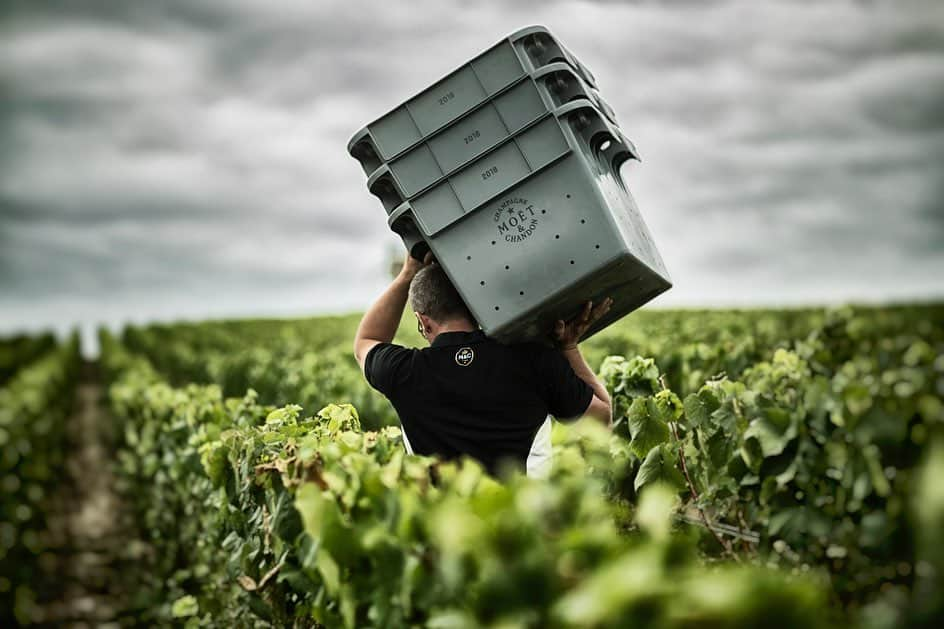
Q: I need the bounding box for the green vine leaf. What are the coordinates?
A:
[635,444,685,493]
[628,398,671,459]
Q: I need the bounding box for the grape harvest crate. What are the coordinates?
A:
[347,26,671,343]
[351,63,615,202]
[347,26,599,164]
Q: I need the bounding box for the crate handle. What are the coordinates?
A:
[520,31,573,75]
[609,130,640,171]
[535,69,617,126]
[533,62,595,107]
[388,203,431,261]
[559,102,640,173]
[532,61,576,81]
[598,129,640,175]
[349,135,382,176]
[511,26,597,87]
[367,168,404,213]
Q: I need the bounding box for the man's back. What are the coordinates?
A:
[365,329,592,476]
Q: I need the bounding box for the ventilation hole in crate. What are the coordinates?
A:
[504,265,510,270]
[480,281,486,286]
[570,260,575,265]
[590,131,615,154]
[519,291,525,296]
[580,219,586,224]
[494,306,500,311]
[491,240,496,245]
[541,209,547,214]
[595,244,601,249]
[566,193,572,199]
[555,234,560,239]
[466,255,472,261]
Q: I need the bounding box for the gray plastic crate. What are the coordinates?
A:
[358,63,616,203]
[382,100,671,343]
[346,26,599,167]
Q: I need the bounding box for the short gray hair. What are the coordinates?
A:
[409,265,473,323]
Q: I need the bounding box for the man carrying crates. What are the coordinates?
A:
[353,252,612,478]
[349,27,668,478]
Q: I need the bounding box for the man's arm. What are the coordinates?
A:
[561,346,611,424]
[353,253,430,373]
[553,299,614,427]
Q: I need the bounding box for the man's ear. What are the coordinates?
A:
[416,312,433,333]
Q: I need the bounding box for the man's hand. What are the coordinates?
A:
[553,298,613,350]
[399,251,434,282]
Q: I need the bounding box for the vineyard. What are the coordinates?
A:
[1,303,942,627]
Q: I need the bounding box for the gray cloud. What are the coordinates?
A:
[1,0,943,351]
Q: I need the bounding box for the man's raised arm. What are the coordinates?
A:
[353,252,431,373]
[553,298,614,427]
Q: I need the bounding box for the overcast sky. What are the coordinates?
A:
[2,0,943,348]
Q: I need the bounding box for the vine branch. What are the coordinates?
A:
[736,508,754,554]
[660,375,739,562]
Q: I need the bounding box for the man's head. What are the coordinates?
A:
[409,264,476,342]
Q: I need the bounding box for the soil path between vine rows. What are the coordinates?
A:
[35,360,146,627]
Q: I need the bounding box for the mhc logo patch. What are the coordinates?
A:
[455,347,474,366]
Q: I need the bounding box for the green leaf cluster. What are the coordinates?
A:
[101,332,832,628]
[96,302,944,627]
[603,305,944,623]
[0,334,81,625]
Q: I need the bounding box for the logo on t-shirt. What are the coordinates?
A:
[455,347,474,366]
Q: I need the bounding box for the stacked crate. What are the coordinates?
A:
[348,26,671,343]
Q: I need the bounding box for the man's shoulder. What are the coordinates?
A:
[488,337,556,361]
[367,341,416,358]
[365,342,417,372]
[364,342,418,394]
[410,333,554,360]
[506,339,552,352]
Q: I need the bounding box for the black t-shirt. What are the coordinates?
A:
[364,329,593,475]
